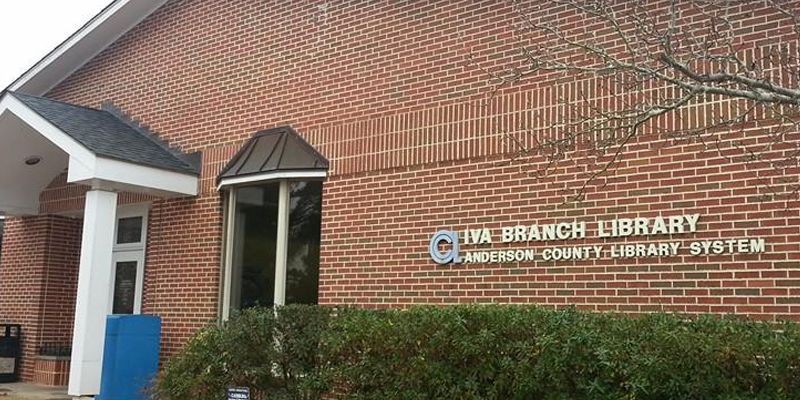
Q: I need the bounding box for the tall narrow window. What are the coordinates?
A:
[110,205,148,315]
[230,184,280,309]
[286,181,323,305]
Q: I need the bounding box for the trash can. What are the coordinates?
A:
[0,324,21,383]
[97,315,161,400]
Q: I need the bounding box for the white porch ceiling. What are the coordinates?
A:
[0,111,69,215]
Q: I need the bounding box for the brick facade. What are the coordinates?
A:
[0,215,81,381]
[1,0,799,383]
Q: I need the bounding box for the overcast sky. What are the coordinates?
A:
[0,0,111,90]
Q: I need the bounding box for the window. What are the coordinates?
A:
[116,216,144,244]
[230,184,280,309]
[222,180,323,318]
[112,261,139,314]
[109,205,148,315]
[285,181,322,305]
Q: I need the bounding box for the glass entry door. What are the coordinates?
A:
[110,251,144,315]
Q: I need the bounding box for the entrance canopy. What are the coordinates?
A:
[0,91,199,215]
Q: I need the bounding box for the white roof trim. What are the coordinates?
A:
[8,0,169,95]
[218,170,328,190]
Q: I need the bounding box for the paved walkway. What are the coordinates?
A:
[0,382,69,400]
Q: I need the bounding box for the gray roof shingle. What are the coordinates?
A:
[218,126,328,183]
[10,92,199,175]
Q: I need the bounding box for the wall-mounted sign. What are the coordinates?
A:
[429,214,766,264]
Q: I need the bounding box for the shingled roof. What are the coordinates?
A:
[10,92,199,175]
[218,126,329,184]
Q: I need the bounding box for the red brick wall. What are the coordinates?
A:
[37,217,82,348]
[32,357,70,387]
[0,217,49,381]
[143,196,222,358]
[0,215,81,381]
[2,0,794,370]
[320,151,800,320]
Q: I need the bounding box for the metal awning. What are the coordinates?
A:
[217,126,329,188]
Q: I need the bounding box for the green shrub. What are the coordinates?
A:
[155,305,331,400]
[155,305,800,400]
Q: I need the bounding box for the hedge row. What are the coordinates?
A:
[155,305,800,400]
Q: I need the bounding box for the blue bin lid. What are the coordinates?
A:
[105,315,161,337]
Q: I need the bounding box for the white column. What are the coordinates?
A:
[69,189,118,396]
[273,181,290,306]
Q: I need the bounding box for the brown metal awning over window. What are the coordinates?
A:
[217,126,329,188]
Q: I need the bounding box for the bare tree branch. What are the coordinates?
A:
[470,0,800,204]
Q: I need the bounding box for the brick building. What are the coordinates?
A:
[0,0,799,396]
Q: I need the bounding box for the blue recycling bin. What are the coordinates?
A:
[97,315,161,400]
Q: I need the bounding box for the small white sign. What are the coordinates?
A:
[227,387,250,400]
[0,357,15,374]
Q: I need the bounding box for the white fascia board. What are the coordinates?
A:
[9,0,169,95]
[2,95,96,168]
[217,170,328,190]
[69,157,199,197]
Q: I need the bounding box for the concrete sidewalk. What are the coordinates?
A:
[0,382,69,400]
